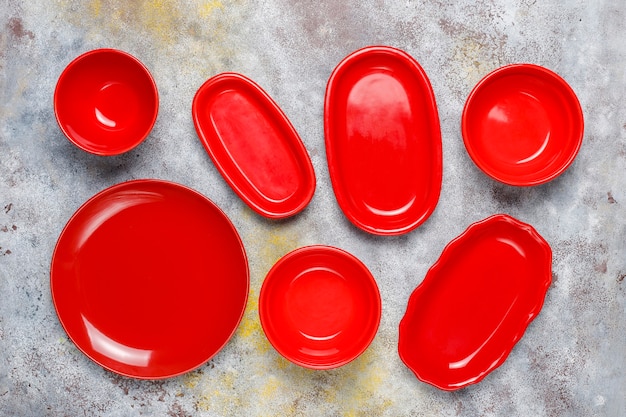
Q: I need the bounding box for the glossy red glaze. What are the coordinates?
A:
[324,46,442,235]
[54,49,159,156]
[259,246,381,369]
[398,214,552,390]
[50,180,249,379]
[192,73,316,219]
[462,64,584,186]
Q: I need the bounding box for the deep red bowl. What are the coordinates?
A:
[54,49,159,156]
[259,246,381,369]
[462,64,583,186]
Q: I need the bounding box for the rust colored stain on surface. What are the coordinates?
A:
[607,192,617,204]
[7,17,34,40]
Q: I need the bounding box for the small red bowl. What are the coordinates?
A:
[54,49,159,156]
[462,64,583,186]
[259,246,381,369]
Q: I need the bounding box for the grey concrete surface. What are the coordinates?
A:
[1,0,625,416]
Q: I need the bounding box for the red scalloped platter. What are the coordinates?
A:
[399,214,552,390]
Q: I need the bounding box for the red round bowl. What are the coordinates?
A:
[462,64,583,186]
[54,49,159,156]
[259,246,381,369]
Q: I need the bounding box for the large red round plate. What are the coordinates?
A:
[51,180,249,379]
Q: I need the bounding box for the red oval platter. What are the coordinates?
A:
[50,180,249,379]
[324,46,442,235]
[259,245,381,369]
[462,64,584,186]
[192,72,316,219]
[398,214,552,390]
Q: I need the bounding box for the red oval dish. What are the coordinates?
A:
[50,180,249,379]
[462,64,584,186]
[192,73,316,219]
[398,214,552,390]
[324,46,442,235]
[54,49,159,156]
[259,246,381,369]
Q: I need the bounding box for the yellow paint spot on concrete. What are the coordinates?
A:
[67,0,183,45]
[61,0,238,81]
[195,369,243,412]
[195,389,223,411]
[90,0,102,17]
[183,370,202,389]
[318,343,394,417]
[261,229,300,272]
[222,369,236,390]
[199,0,224,19]
[452,31,503,94]
[234,226,301,354]
[275,355,291,370]
[451,35,501,91]
[142,0,181,44]
[261,375,281,398]
[236,288,272,353]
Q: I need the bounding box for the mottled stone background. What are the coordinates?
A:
[1,0,624,416]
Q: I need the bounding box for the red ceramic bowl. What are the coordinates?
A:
[54,49,159,156]
[462,64,583,186]
[51,180,249,379]
[259,246,381,369]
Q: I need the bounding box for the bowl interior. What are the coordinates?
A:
[259,246,381,369]
[462,64,583,185]
[54,49,158,155]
